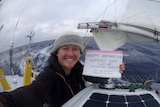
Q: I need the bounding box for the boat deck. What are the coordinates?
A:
[62,84,160,107]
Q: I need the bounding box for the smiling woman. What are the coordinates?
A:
[0,30,125,107]
[57,45,81,75]
[51,31,84,75]
[0,31,86,107]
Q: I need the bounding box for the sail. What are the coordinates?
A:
[122,0,160,32]
[78,0,160,50]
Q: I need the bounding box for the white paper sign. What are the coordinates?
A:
[83,50,123,78]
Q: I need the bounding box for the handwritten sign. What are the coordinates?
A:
[83,50,123,78]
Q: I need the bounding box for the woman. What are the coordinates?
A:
[0,31,125,107]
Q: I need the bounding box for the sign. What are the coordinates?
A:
[83,50,123,78]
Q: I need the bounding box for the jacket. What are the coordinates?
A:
[0,55,85,107]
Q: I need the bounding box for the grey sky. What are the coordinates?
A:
[0,0,128,52]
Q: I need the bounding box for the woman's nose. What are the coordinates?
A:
[67,49,74,56]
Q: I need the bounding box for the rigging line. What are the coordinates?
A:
[136,0,160,42]
[94,0,117,21]
[114,0,117,23]
[121,0,132,23]
[135,0,156,30]
[78,0,91,23]
[10,0,31,76]
[0,24,4,31]
[12,0,31,42]
[83,29,92,49]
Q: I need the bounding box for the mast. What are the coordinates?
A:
[10,41,14,75]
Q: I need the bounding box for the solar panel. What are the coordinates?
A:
[90,93,108,101]
[126,95,141,102]
[83,93,160,107]
[109,95,125,102]
[145,99,159,107]
[140,94,154,100]
[83,100,106,107]
[108,103,127,107]
[128,102,145,107]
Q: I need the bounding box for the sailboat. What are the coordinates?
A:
[0,0,160,106]
[62,0,160,107]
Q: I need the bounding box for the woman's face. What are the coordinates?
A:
[57,44,81,72]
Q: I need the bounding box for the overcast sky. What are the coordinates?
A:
[0,0,128,52]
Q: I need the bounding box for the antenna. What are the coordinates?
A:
[26,30,35,56]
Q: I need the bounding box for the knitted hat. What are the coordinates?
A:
[52,31,84,54]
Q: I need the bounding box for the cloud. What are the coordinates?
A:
[0,0,129,52]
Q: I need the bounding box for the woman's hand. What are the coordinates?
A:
[119,63,125,73]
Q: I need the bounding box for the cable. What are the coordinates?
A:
[10,0,31,76]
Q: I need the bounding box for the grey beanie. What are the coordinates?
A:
[52,31,84,54]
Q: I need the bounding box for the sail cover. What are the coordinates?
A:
[92,29,128,50]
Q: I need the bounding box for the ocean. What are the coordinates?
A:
[0,37,160,83]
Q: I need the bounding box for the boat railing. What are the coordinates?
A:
[121,69,160,83]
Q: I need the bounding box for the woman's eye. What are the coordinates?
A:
[62,47,68,50]
[73,47,79,51]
